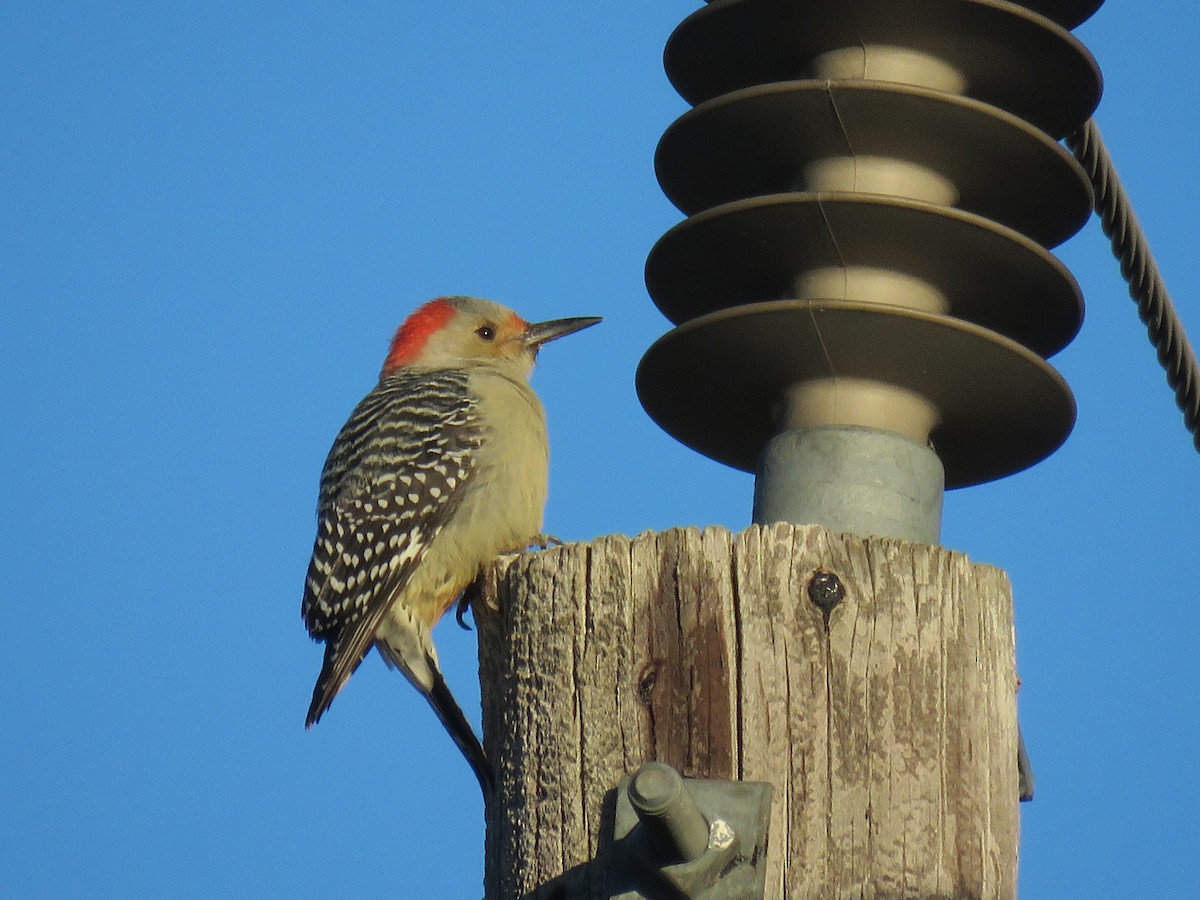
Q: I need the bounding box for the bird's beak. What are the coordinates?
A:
[523,316,602,349]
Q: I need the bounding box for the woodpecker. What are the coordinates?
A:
[301,296,600,792]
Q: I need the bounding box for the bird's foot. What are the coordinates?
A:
[480,560,505,612]
[455,560,513,628]
[455,577,484,630]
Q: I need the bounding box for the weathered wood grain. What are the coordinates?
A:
[478,524,1019,899]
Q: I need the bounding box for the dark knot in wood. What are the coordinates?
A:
[807,571,845,616]
[638,661,661,703]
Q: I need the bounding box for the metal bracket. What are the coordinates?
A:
[610,762,772,899]
[1018,725,1035,802]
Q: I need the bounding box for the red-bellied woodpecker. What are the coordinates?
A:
[302,296,600,792]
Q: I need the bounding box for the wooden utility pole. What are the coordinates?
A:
[478,524,1019,899]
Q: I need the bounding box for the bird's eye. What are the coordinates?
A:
[475,325,496,342]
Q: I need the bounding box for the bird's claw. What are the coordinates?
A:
[455,560,511,628]
[455,578,483,630]
[481,561,504,612]
[454,596,473,630]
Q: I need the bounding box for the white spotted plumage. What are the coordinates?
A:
[302,368,481,719]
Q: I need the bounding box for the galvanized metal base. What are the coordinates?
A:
[752,425,944,544]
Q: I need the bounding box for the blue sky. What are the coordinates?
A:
[3,2,1198,896]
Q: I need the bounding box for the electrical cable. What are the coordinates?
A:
[1067,118,1200,452]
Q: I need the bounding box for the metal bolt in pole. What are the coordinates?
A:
[627,762,711,864]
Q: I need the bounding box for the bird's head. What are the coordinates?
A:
[381,296,600,379]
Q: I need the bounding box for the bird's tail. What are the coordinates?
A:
[376,638,494,795]
[425,668,494,795]
[306,637,369,728]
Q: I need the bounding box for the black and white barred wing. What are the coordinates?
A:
[301,370,482,726]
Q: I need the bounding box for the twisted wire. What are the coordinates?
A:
[1067,118,1200,452]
